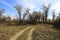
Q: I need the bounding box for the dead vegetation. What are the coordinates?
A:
[0,25,30,40]
[33,24,60,40]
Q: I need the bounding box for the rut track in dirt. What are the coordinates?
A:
[10,26,32,40]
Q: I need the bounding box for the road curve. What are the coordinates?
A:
[10,27,32,40]
[27,26,36,40]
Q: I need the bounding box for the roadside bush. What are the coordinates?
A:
[53,19,60,30]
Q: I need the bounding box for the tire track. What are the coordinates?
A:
[10,26,32,40]
[27,26,37,40]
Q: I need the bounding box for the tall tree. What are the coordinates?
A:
[0,8,4,16]
[56,14,60,20]
[42,3,51,23]
[0,8,4,20]
[40,13,45,23]
[52,11,55,21]
[23,8,32,21]
[6,16,11,21]
[31,11,41,22]
[14,5,22,22]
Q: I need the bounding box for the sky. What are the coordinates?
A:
[0,0,60,19]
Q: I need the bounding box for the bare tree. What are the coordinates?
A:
[0,8,4,17]
[6,16,11,21]
[0,8,4,21]
[23,13,27,21]
[14,5,22,22]
[42,3,51,23]
[23,8,30,21]
[56,14,60,20]
[53,13,60,30]
[23,8,32,22]
[30,11,42,24]
[40,13,45,23]
[52,10,55,21]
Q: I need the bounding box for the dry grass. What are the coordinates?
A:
[33,24,60,40]
[0,24,60,40]
[0,24,29,40]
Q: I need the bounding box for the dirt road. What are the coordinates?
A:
[10,26,36,40]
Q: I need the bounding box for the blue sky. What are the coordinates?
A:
[0,0,60,19]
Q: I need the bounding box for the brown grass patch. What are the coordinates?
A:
[0,24,29,40]
[33,24,60,40]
